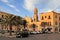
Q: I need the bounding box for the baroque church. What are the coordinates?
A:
[24,8,41,32]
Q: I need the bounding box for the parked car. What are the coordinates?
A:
[4,30,10,33]
[16,32,21,38]
[41,28,52,34]
[16,29,29,38]
[30,31,40,35]
[1,30,5,34]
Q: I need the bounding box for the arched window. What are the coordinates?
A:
[48,16,51,19]
[2,15,3,17]
[45,16,47,18]
[55,21,58,25]
[42,16,44,20]
[59,17,60,20]
[55,15,57,18]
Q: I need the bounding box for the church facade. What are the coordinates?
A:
[24,8,41,32]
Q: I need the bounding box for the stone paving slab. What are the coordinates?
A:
[0,33,60,40]
[0,33,16,38]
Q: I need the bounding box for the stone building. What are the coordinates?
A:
[40,11,60,32]
[24,8,41,32]
[24,8,60,33]
[1,8,60,33]
[0,11,17,31]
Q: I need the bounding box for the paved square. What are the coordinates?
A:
[0,33,60,40]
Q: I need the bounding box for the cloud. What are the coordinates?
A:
[41,0,60,12]
[7,4,20,12]
[1,0,60,13]
[40,9,53,12]
[7,4,16,8]
[23,0,60,12]
[47,0,60,10]
[0,6,9,12]
[0,0,20,12]
[43,0,60,12]
[1,0,8,2]
[23,0,41,11]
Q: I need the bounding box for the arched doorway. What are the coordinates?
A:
[55,27,58,33]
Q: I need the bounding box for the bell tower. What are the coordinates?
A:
[33,8,38,22]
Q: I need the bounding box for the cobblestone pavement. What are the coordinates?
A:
[0,33,60,40]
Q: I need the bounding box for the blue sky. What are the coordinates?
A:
[0,0,60,18]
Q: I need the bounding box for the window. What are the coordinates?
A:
[31,20,33,22]
[59,23,60,27]
[50,22,51,26]
[48,16,51,19]
[42,16,44,20]
[59,17,60,20]
[45,16,47,18]
[2,15,3,17]
[55,15,57,18]
[55,21,58,25]
[47,22,49,26]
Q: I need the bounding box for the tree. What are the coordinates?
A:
[3,16,9,31]
[8,15,14,36]
[31,24,36,31]
[0,13,23,36]
[5,15,16,36]
[11,16,23,34]
[7,15,22,36]
[0,15,6,34]
[22,20,27,29]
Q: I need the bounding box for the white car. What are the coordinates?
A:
[30,31,40,34]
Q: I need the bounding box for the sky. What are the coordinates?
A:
[0,0,60,18]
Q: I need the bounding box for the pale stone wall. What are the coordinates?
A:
[40,11,60,32]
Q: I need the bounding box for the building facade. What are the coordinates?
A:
[0,12,17,31]
[40,11,60,32]
[1,8,60,33]
[24,8,40,32]
[24,8,60,33]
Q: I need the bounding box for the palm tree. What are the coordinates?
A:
[4,16,9,31]
[13,16,23,34]
[12,16,22,31]
[22,20,27,29]
[8,15,14,36]
[1,14,23,36]
[0,15,6,34]
[0,18,2,33]
[7,15,22,36]
[4,15,15,35]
